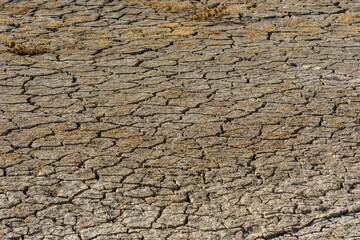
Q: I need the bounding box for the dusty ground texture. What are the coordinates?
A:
[1,0,360,239]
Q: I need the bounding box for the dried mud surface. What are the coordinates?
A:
[1,0,360,239]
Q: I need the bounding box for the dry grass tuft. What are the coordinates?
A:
[146,0,228,20]
[338,11,355,22]
[146,0,193,12]
[285,17,314,26]
[4,42,48,56]
[0,3,36,15]
[189,0,227,20]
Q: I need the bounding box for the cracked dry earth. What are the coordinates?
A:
[1,0,360,239]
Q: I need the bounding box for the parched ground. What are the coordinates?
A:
[0,0,360,239]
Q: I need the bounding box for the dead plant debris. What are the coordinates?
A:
[338,10,355,22]
[4,42,48,56]
[189,0,227,20]
[146,0,228,20]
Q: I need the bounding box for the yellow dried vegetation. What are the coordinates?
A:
[146,0,193,12]
[338,11,355,22]
[4,42,48,56]
[188,0,227,20]
[0,3,36,14]
[145,0,242,21]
